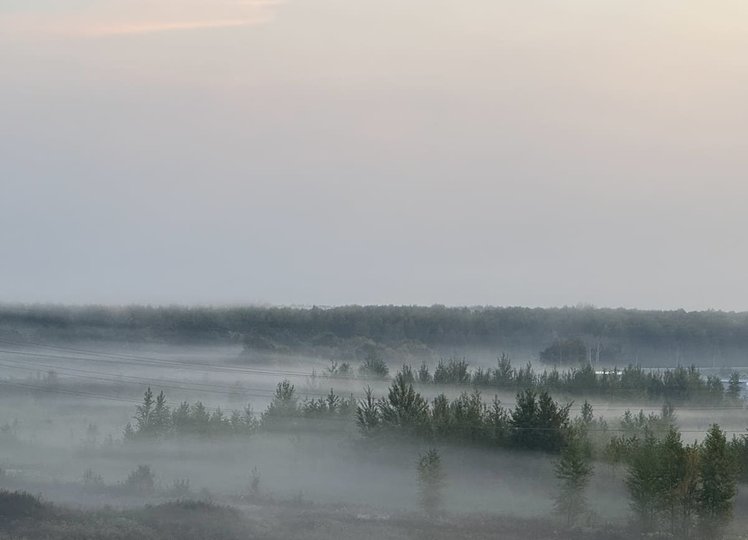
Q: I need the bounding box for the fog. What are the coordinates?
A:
[3,0,748,537]
[1,334,747,538]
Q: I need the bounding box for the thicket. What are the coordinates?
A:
[123,387,258,440]
[605,425,738,538]
[356,374,572,452]
[124,383,355,440]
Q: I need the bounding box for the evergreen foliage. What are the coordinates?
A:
[623,424,737,537]
[126,389,258,440]
[509,389,571,452]
[355,375,570,453]
[14,305,748,370]
[697,425,737,537]
[398,357,735,406]
[358,349,389,379]
[555,427,593,527]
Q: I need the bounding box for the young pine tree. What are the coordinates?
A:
[697,424,737,537]
[134,387,155,437]
[726,372,742,403]
[417,362,432,384]
[355,386,381,436]
[555,428,593,527]
[658,427,687,535]
[151,390,171,437]
[625,431,662,532]
[262,380,299,430]
[380,374,430,434]
[676,444,701,538]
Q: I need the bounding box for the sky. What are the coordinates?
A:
[1,0,747,310]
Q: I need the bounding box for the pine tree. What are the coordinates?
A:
[555,428,593,527]
[134,387,155,437]
[494,353,514,387]
[510,389,570,452]
[430,394,451,439]
[726,372,742,402]
[171,401,191,435]
[485,396,509,446]
[325,388,341,413]
[658,427,687,534]
[676,444,700,538]
[417,362,432,383]
[242,404,259,434]
[399,365,415,384]
[355,386,381,435]
[190,401,210,435]
[697,424,737,537]
[261,380,299,429]
[380,374,429,435]
[449,390,485,443]
[151,390,171,437]
[625,431,661,532]
[580,400,593,425]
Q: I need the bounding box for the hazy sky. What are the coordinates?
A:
[2,1,747,310]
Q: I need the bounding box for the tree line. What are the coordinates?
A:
[6,304,748,366]
[399,356,742,405]
[123,384,356,441]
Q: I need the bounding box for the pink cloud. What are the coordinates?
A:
[83,16,270,37]
[1,0,282,39]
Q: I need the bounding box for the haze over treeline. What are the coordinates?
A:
[4,304,748,367]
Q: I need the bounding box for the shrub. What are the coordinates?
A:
[0,490,46,520]
[124,465,156,495]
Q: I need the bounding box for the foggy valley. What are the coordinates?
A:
[0,306,747,538]
[4,0,748,537]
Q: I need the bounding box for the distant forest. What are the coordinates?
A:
[2,304,748,367]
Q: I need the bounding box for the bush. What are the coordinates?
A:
[0,490,46,520]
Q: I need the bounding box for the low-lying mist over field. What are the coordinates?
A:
[1,304,747,539]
